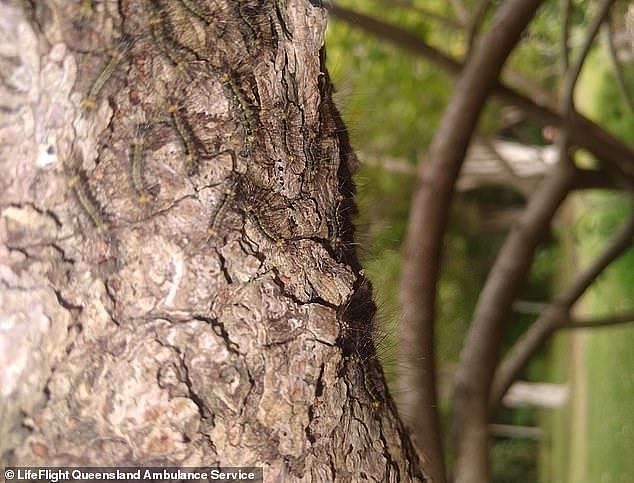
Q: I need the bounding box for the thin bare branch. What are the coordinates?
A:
[566,312,634,328]
[503,65,557,107]
[490,209,634,409]
[558,211,634,307]
[328,5,459,72]
[556,0,616,178]
[448,0,471,25]
[561,0,616,115]
[468,0,494,49]
[606,12,634,115]
[384,0,465,31]
[561,0,572,74]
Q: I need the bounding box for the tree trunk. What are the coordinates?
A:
[0,1,426,480]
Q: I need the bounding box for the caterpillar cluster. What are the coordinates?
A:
[70,0,348,258]
[336,276,395,410]
[66,1,389,415]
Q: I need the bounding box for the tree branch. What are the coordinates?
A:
[561,0,616,115]
[555,0,616,200]
[328,5,459,72]
[489,209,634,409]
[606,12,634,115]
[328,4,634,184]
[453,155,576,474]
[448,0,471,25]
[382,0,465,31]
[468,0,494,49]
[566,312,634,329]
[561,0,572,74]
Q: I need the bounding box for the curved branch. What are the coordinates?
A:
[392,2,546,482]
[556,0,617,200]
[561,0,572,74]
[490,210,634,409]
[382,0,465,31]
[606,12,634,115]
[453,156,576,472]
[468,0,494,49]
[561,0,616,115]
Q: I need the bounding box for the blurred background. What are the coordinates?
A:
[324,1,633,482]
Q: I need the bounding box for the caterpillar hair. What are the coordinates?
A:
[168,103,199,175]
[221,71,258,147]
[207,187,233,237]
[67,173,105,231]
[130,124,152,204]
[81,35,132,110]
[178,0,215,25]
[242,203,286,249]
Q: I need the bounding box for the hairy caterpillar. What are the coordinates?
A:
[179,0,215,24]
[221,72,257,149]
[81,36,131,110]
[78,0,93,20]
[168,103,198,174]
[363,366,385,411]
[242,203,285,248]
[68,173,104,231]
[148,9,190,75]
[330,193,345,250]
[207,187,233,237]
[130,124,151,204]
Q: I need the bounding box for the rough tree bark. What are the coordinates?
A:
[0,1,426,480]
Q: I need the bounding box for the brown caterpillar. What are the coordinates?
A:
[243,203,285,248]
[168,103,198,174]
[207,187,233,237]
[130,125,151,204]
[221,72,257,147]
[68,174,104,231]
[148,7,189,75]
[81,37,131,110]
[179,0,215,24]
